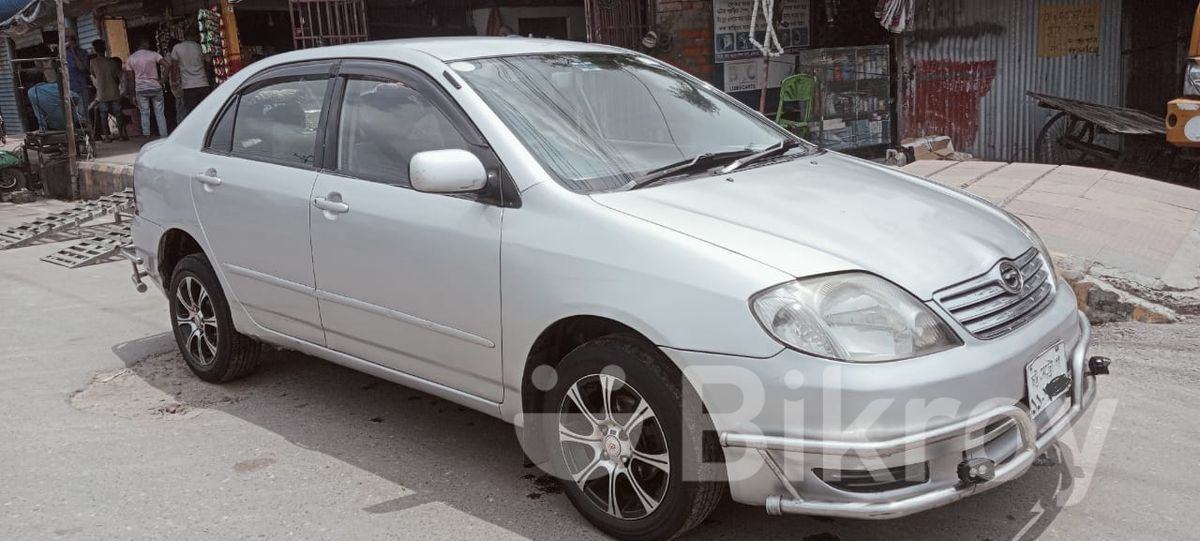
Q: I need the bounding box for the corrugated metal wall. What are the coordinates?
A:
[899,0,1124,162]
[75,12,101,53]
[0,40,20,134]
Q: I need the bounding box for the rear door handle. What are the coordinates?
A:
[313,197,349,214]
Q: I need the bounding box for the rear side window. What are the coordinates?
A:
[205,96,237,153]
[231,78,328,167]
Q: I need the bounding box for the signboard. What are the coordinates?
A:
[714,0,810,62]
[1038,3,1101,57]
[723,55,798,93]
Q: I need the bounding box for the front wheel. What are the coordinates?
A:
[0,167,24,192]
[543,335,724,540]
[169,254,262,382]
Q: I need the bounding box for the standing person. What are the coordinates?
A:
[125,39,170,138]
[169,31,211,121]
[90,39,127,141]
[166,38,184,125]
[63,30,90,127]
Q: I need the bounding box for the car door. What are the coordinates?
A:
[308,61,511,401]
[190,61,335,346]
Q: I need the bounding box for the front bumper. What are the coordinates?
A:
[719,314,1097,518]
[665,281,1101,519]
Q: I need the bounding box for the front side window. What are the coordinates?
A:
[231,78,328,167]
[336,78,471,186]
[453,53,808,193]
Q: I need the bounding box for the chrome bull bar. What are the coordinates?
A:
[720,313,1100,519]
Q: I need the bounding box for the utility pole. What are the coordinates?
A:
[55,0,78,199]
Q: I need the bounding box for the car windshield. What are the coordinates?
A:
[451,53,810,193]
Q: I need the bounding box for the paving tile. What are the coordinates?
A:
[1053,164,1108,179]
[1089,177,1200,211]
[1026,179,1096,197]
[1015,190,1083,210]
[929,161,1008,186]
[1004,198,1068,218]
[902,160,961,178]
[1093,245,1171,278]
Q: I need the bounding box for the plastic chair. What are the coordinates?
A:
[774,74,817,137]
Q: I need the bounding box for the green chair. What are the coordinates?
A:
[774,74,817,138]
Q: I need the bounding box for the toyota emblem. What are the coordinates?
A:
[998,261,1024,294]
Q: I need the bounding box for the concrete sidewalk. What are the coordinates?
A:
[904,161,1200,293]
[77,138,143,200]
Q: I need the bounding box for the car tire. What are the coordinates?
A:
[543,334,724,541]
[168,254,262,383]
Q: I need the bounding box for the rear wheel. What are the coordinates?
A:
[169,254,262,382]
[1035,112,1094,165]
[543,335,724,540]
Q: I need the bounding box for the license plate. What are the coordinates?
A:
[1025,342,1071,418]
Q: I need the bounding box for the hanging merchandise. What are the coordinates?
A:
[155,18,184,57]
[874,0,914,33]
[824,0,840,25]
[198,7,231,83]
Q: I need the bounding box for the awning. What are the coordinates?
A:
[0,0,89,38]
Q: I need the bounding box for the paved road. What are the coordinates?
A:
[1,228,1198,540]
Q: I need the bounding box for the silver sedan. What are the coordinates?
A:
[125,37,1106,540]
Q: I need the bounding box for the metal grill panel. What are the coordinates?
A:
[936,249,1054,340]
[290,0,369,50]
[0,189,133,250]
[41,226,131,268]
[585,0,653,50]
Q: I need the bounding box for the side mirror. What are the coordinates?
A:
[409,149,488,194]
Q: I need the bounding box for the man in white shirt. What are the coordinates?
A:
[169,31,211,121]
[125,39,170,137]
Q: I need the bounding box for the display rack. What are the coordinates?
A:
[795,45,893,152]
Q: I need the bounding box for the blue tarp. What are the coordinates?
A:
[0,0,30,22]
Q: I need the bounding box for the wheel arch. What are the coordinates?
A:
[158,228,205,286]
[518,315,680,465]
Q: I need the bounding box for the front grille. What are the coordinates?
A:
[813,464,929,493]
[935,249,1054,340]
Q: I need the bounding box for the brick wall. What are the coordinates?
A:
[654,0,714,82]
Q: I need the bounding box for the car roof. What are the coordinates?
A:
[283,37,628,62]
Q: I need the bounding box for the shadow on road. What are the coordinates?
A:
[111,332,1082,540]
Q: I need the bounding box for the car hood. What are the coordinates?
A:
[591,152,1032,300]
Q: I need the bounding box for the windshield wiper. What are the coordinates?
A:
[719,139,804,174]
[619,149,754,191]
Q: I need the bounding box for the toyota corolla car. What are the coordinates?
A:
[123,37,1106,540]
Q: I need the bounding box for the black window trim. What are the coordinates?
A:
[201,59,339,171]
[321,58,521,208]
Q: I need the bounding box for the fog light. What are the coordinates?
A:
[957,458,996,485]
[1169,114,1179,128]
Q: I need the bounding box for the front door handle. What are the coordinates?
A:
[313,196,349,214]
[194,171,222,186]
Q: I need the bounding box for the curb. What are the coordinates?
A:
[1064,272,1178,325]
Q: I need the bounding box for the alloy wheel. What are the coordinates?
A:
[174,276,219,367]
[557,373,671,520]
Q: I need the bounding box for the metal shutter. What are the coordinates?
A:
[0,40,22,134]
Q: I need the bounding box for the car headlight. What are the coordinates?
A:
[750,273,962,363]
[1186,61,1200,96]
